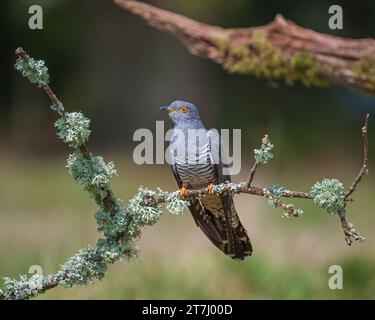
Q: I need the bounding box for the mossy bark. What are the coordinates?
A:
[115,0,375,95]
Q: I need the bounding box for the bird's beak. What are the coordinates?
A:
[160,105,172,112]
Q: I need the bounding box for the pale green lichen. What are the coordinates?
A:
[165,190,189,215]
[56,245,107,287]
[126,187,162,238]
[66,151,117,192]
[55,112,91,148]
[50,100,65,114]
[95,238,138,264]
[1,274,55,300]
[14,57,49,87]
[95,206,127,238]
[268,184,286,198]
[216,31,326,87]
[311,179,346,214]
[254,140,274,164]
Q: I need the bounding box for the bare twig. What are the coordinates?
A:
[247,134,270,187]
[115,0,375,95]
[263,189,302,217]
[338,211,365,245]
[247,161,258,188]
[345,114,370,199]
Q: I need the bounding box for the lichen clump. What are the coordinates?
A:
[95,207,127,239]
[127,187,162,237]
[66,151,117,211]
[254,140,274,164]
[67,151,117,194]
[268,184,286,198]
[311,179,346,214]
[14,57,49,87]
[55,112,91,148]
[1,274,53,300]
[56,246,107,287]
[165,190,189,215]
[95,238,137,264]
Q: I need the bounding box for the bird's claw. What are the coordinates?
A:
[179,186,187,198]
[207,183,214,194]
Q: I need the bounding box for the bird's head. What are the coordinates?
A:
[160,100,201,127]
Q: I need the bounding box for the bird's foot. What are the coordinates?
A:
[179,186,187,198]
[206,183,214,194]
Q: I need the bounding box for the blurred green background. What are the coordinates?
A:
[0,0,374,299]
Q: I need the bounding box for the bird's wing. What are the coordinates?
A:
[169,130,252,260]
[206,129,231,182]
[206,130,253,260]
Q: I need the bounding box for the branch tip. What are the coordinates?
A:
[15,47,27,59]
[345,113,369,199]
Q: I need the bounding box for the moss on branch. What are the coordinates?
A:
[353,56,375,91]
[216,31,326,87]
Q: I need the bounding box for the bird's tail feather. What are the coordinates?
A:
[189,199,252,261]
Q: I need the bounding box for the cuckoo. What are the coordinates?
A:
[161,100,252,260]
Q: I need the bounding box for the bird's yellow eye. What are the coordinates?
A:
[179,106,189,113]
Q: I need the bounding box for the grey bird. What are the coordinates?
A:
[161,100,252,260]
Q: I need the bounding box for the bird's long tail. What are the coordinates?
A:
[189,196,252,260]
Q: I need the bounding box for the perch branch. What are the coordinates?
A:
[115,0,375,95]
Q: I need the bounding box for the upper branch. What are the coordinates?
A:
[115,0,375,95]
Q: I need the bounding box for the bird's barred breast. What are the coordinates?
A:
[172,143,217,189]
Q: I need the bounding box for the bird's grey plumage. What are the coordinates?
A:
[162,100,252,260]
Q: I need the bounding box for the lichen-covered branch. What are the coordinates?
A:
[0,48,166,300]
[247,134,272,187]
[0,49,369,300]
[115,0,375,95]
